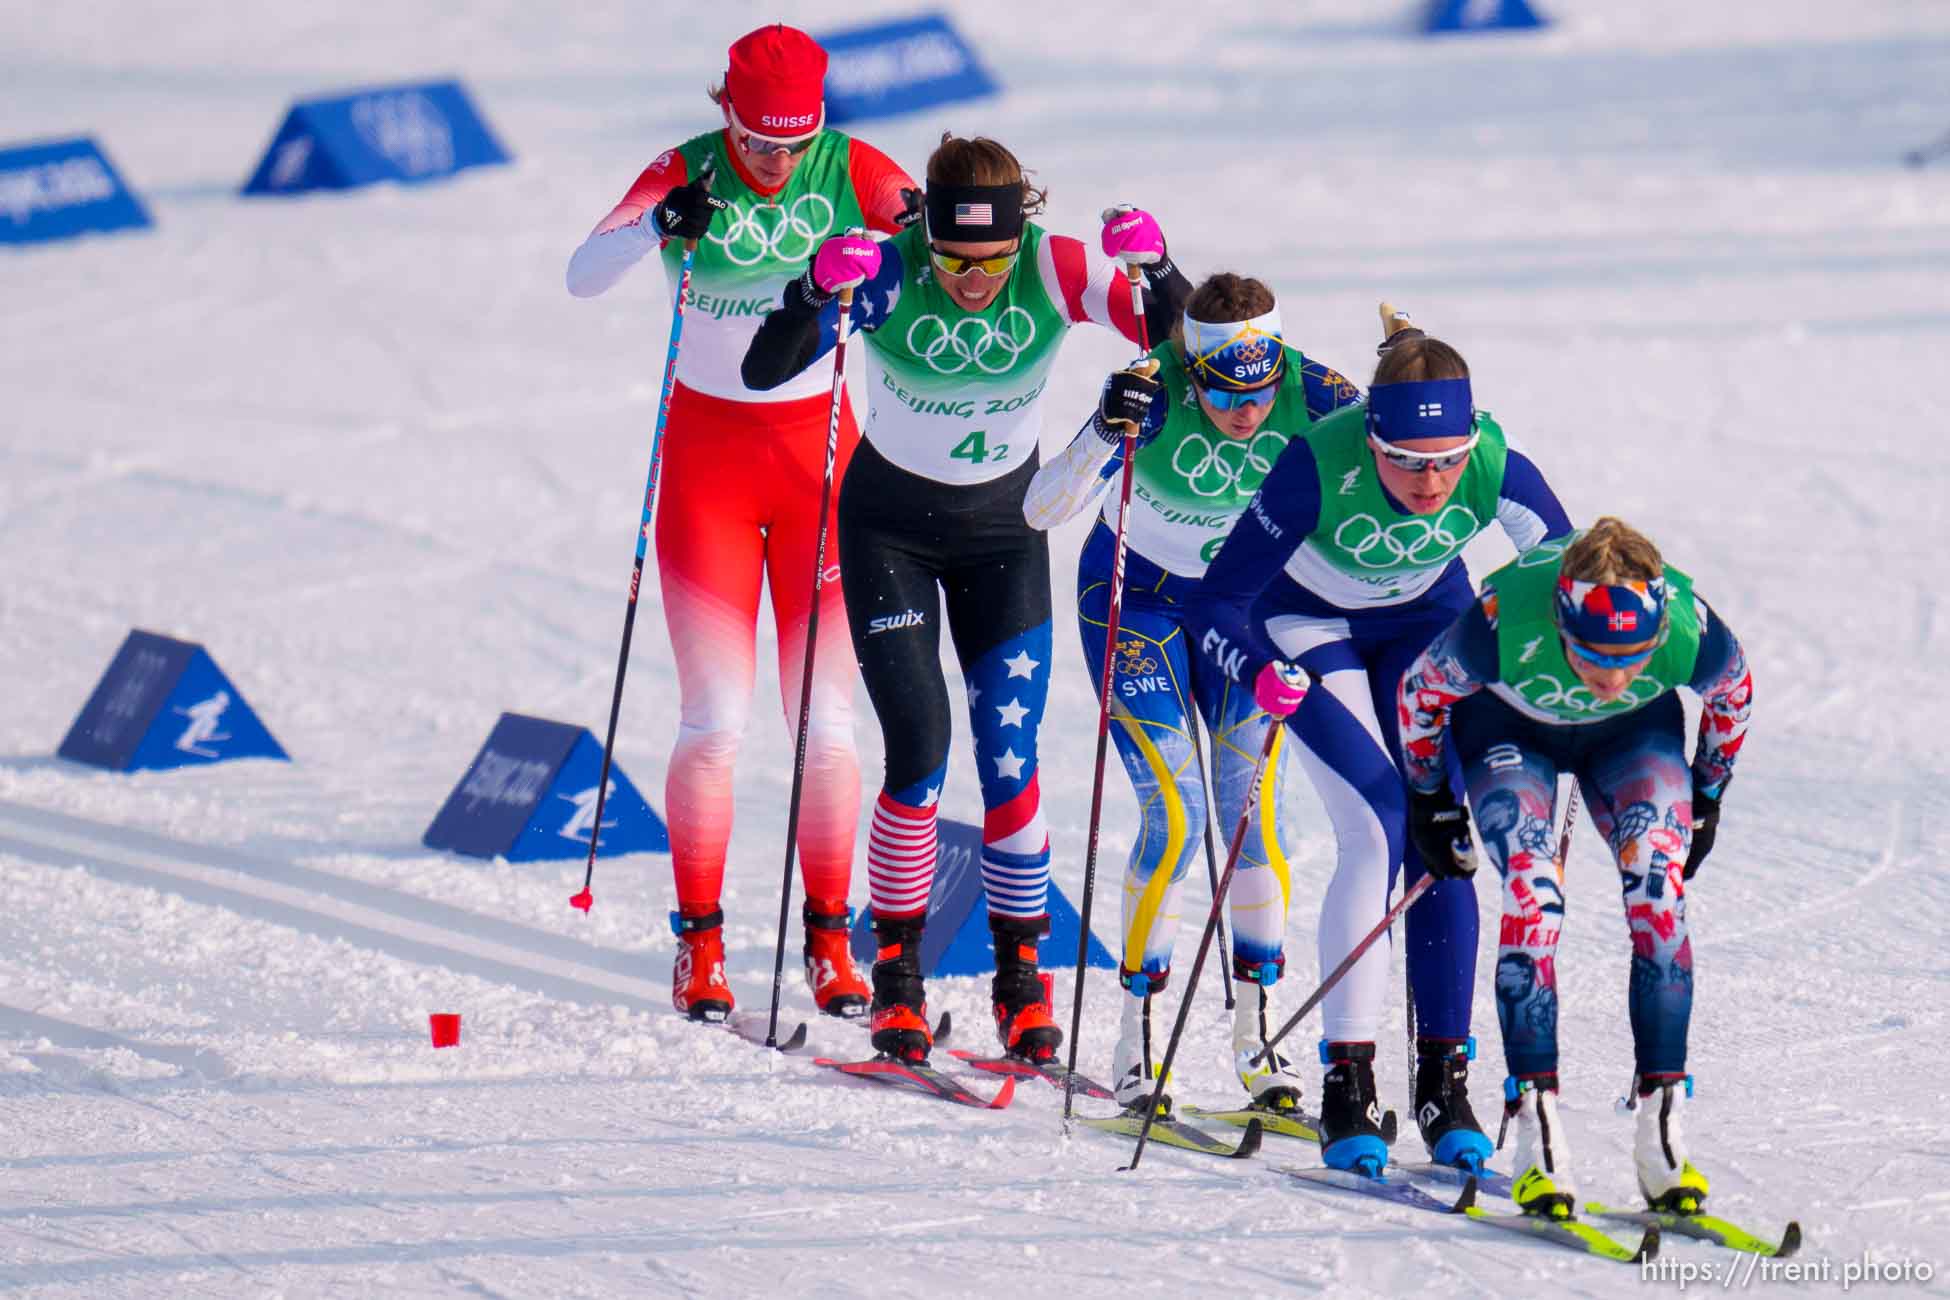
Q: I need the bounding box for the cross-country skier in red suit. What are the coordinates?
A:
[566,24,919,1025]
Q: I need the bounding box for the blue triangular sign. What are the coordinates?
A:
[423,713,668,861]
[58,630,288,771]
[1424,0,1547,33]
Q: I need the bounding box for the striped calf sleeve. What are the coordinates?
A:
[867,791,936,920]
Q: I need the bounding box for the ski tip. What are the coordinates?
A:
[933,1010,953,1046]
[568,890,593,912]
[1379,1109,1399,1144]
[988,1074,1018,1110]
[1777,1220,1803,1259]
[1232,1118,1265,1159]
[779,1022,809,1052]
[1452,1177,1479,1214]
[1633,1226,1661,1263]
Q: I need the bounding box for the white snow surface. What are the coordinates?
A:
[4,1,1950,1295]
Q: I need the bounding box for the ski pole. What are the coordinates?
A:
[1184,704,1236,1013]
[762,279,857,1048]
[1254,873,1436,1069]
[1064,264,1151,1123]
[1123,681,1295,1172]
[570,234,702,914]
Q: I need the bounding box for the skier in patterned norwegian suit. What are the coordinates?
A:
[1397,516,1752,1219]
[743,134,1190,1063]
[566,25,918,1024]
[1185,308,1572,1173]
[1023,273,1362,1109]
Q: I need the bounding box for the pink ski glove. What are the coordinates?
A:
[1254,662,1308,719]
[1099,204,1165,266]
[811,233,880,294]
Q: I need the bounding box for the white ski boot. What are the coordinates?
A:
[1504,1076,1578,1219]
[1634,1079,1711,1213]
[1110,991,1168,1113]
[1232,980,1306,1112]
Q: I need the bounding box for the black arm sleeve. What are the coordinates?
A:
[740,277,827,392]
[1139,254,1191,346]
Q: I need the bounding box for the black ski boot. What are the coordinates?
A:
[1414,1037,1495,1170]
[1318,1041,1388,1174]
[990,916,1062,1061]
[868,917,931,1063]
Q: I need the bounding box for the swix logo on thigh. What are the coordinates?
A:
[867,609,926,635]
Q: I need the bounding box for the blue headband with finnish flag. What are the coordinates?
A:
[1183,306,1285,392]
[1366,377,1474,444]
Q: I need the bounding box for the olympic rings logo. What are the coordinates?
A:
[1169,430,1286,498]
[1332,504,1480,569]
[1517,672,1665,715]
[904,307,1037,375]
[707,193,835,267]
[1233,336,1271,363]
[1117,638,1159,675]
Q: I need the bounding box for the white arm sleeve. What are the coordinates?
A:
[1024,419,1120,530]
[565,217,660,299]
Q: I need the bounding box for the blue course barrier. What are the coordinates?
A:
[58,630,288,771]
[818,13,998,125]
[242,79,510,196]
[1424,0,1548,34]
[423,713,668,862]
[0,137,150,246]
[848,818,1116,977]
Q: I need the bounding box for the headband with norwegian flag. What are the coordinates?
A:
[924,182,1023,242]
[1554,572,1669,664]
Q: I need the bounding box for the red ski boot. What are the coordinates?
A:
[670,908,734,1022]
[868,917,931,1063]
[991,916,1062,1062]
[802,899,869,1020]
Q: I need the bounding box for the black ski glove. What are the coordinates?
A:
[1408,786,1477,881]
[1685,787,1721,880]
[1093,359,1162,447]
[651,177,728,242]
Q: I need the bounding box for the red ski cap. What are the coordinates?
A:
[725,24,827,137]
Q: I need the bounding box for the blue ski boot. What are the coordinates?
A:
[1414,1037,1494,1171]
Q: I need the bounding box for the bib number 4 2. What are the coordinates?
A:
[950,429,1010,466]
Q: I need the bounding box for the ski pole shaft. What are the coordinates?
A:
[766,283,855,1047]
[1125,709,1284,1171]
[1255,872,1435,1068]
[1063,265,1151,1123]
[571,237,699,913]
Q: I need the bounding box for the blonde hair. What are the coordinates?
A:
[1561,516,1664,585]
[926,133,1049,215]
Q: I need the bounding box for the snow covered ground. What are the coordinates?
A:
[4,1,1950,1294]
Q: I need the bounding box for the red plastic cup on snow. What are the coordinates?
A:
[429,1013,462,1048]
